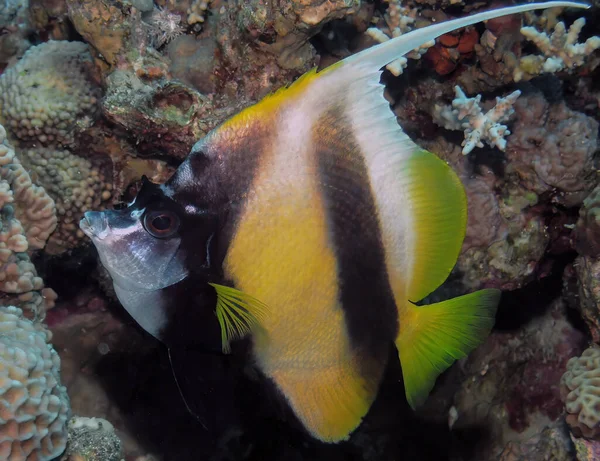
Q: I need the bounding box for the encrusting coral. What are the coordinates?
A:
[0,124,57,318]
[0,40,99,147]
[506,91,598,205]
[0,134,57,251]
[560,346,600,440]
[432,85,521,155]
[0,304,70,461]
[515,17,600,81]
[19,148,113,255]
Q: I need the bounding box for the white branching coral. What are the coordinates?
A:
[515,17,600,81]
[365,0,433,76]
[432,86,521,155]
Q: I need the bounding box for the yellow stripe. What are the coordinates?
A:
[222,90,378,440]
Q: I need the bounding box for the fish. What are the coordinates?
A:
[80,1,589,444]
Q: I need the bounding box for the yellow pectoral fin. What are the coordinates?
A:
[209,283,269,353]
[397,288,501,409]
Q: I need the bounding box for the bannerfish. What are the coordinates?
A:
[80,1,589,443]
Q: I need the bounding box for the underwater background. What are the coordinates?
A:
[1,0,600,460]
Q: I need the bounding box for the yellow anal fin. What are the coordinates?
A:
[271,356,382,443]
[405,150,467,302]
[209,283,269,354]
[397,288,501,409]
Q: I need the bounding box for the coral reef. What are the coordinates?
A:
[446,299,585,459]
[166,35,218,94]
[0,40,100,147]
[572,255,600,343]
[0,130,56,251]
[365,0,432,76]
[432,85,521,155]
[506,91,598,205]
[187,0,211,27]
[424,24,479,76]
[66,0,136,68]
[0,0,32,66]
[0,304,70,461]
[101,69,215,159]
[574,185,600,258]
[418,135,548,292]
[560,346,600,440]
[19,148,113,255]
[144,5,185,49]
[61,416,123,461]
[515,18,600,82]
[46,290,190,459]
[571,435,600,461]
[29,0,72,41]
[0,124,57,318]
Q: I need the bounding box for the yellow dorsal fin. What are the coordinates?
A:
[209,283,268,353]
[405,149,467,302]
[397,289,501,409]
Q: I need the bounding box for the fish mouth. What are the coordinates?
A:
[80,211,109,240]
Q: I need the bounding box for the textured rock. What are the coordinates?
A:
[574,186,600,258]
[573,255,600,343]
[61,416,123,461]
[448,299,585,460]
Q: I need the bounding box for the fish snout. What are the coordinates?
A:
[80,211,109,240]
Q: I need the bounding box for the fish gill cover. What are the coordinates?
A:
[0,1,598,460]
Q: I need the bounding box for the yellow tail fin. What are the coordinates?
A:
[396,289,501,409]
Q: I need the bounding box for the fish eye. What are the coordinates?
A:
[143,210,180,238]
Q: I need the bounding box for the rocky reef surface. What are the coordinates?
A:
[1,0,600,460]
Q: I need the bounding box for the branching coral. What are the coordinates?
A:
[560,346,600,440]
[515,17,600,81]
[0,40,99,146]
[187,0,212,26]
[0,304,70,460]
[365,0,433,76]
[432,85,521,154]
